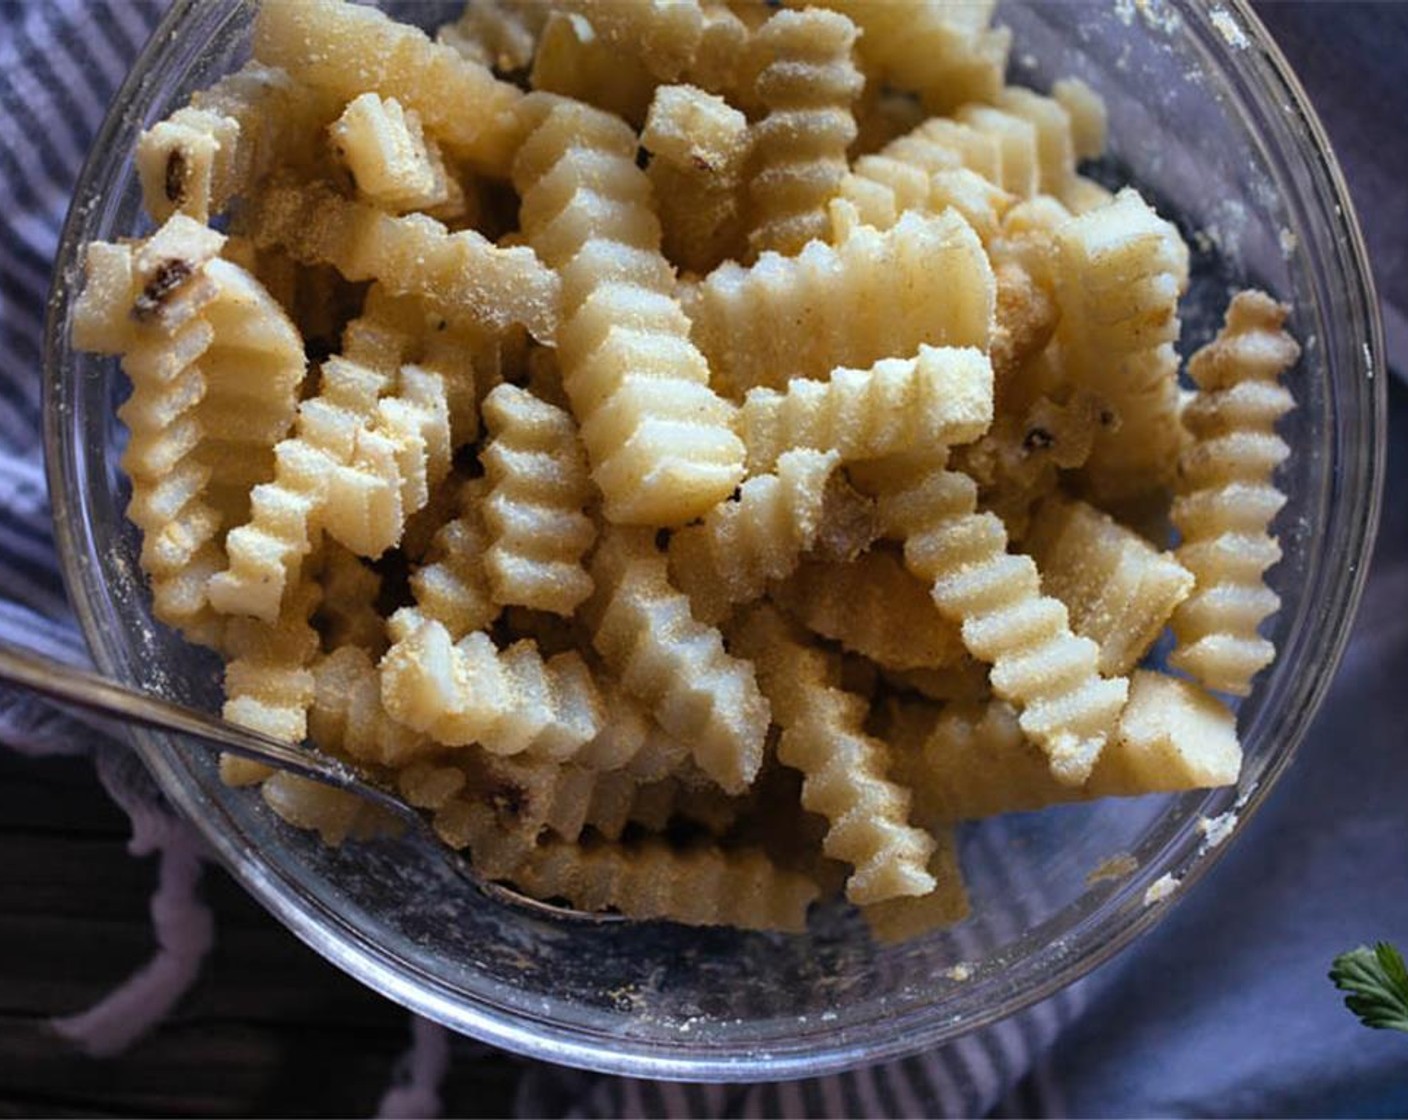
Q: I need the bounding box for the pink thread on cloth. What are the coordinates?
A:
[49,747,216,1058]
[0,677,216,1059]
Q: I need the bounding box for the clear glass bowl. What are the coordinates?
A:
[43,0,1384,1082]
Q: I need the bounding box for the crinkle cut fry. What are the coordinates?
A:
[555,0,706,81]
[794,0,1010,114]
[391,479,498,643]
[667,448,839,625]
[861,832,970,945]
[1025,494,1193,678]
[1170,290,1298,696]
[310,644,429,768]
[244,175,558,343]
[886,670,1240,824]
[586,527,769,794]
[513,835,819,932]
[573,676,691,778]
[437,0,546,72]
[731,606,937,906]
[771,549,966,673]
[744,7,863,258]
[681,206,994,400]
[220,579,323,782]
[77,216,304,644]
[380,618,605,761]
[860,454,1128,785]
[949,389,1105,543]
[209,350,448,623]
[641,83,750,274]
[739,344,993,475]
[137,62,339,224]
[530,11,658,130]
[1053,188,1189,501]
[481,383,597,617]
[253,0,527,173]
[314,543,387,655]
[330,93,463,217]
[512,93,745,526]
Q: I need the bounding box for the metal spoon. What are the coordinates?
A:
[0,639,600,919]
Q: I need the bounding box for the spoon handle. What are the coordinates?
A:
[0,639,385,802]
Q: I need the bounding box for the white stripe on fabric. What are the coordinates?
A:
[57,4,131,94]
[103,0,162,60]
[0,457,49,516]
[0,601,87,663]
[35,7,112,131]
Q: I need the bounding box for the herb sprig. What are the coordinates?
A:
[1329,942,1408,1033]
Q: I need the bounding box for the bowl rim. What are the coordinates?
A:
[41,0,1387,1083]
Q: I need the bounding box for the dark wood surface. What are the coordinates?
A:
[0,748,526,1118]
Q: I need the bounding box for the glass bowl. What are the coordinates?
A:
[43,0,1384,1082]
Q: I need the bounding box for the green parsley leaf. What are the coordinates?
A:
[1329,942,1408,1033]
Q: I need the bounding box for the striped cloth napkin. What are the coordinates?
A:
[0,2,1079,1114]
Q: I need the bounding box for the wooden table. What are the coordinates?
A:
[0,748,526,1117]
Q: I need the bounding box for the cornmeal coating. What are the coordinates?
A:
[309,644,430,767]
[246,175,560,343]
[380,619,605,760]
